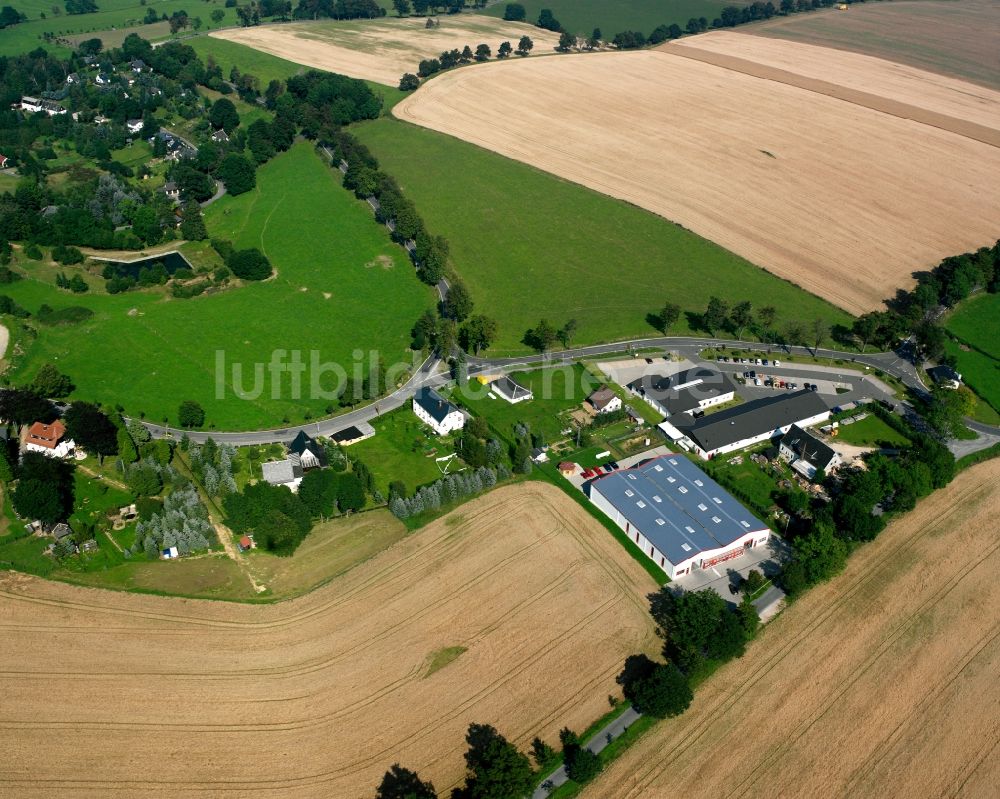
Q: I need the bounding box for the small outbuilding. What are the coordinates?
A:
[162,546,179,559]
[491,376,533,404]
[558,461,576,476]
[332,422,375,446]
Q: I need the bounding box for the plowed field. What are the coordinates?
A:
[586,459,1000,799]
[0,482,658,798]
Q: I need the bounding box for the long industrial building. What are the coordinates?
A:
[589,455,770,579]
[659,389,830,459]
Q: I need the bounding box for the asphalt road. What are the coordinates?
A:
[531,706,642,799]
[137,338,999,446]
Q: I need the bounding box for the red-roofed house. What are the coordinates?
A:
[25,420,75,458]
[238,535,254,552]
[0,154,8,169]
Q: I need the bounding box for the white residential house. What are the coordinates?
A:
[778,424,842,481]
[18,96,66,116]
[588,386,622,415]
[491,376,533,404]
[126,118,144,134]
[287,431,328,469]
[24,420,75,459]
[413,387,465,436]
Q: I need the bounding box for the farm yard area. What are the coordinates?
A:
[0,482,659,797]
[586,458,1000,799]
[748,0,1000,91]
[391,46,1000,315]
[210,16,562,87]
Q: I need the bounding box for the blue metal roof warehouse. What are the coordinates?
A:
[589,455,770,579]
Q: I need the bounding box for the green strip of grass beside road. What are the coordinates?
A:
[352,118,852,355]
[834,414,911,448]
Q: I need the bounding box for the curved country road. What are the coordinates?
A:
[137,337,1000,446]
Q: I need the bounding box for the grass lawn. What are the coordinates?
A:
[3,141,434,430]
[452,363,596,444]
[482,0,734,38]
[347,409,452,497]
[353,118,851,354]
[944,292,1000,413]
[698,447,805,523]
[835,414,911,448]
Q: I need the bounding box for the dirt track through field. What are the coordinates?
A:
[211,17,561,87]
[0,483,658,798]
[585,459,1000,799]
[666,32,1000,147]
[393,50,1000,314]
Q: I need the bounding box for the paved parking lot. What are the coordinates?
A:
[670,537,790,606]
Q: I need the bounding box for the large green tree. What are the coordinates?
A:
[30,363,74,398]
[64,402,118,460]
[375,763,436,799]
[453,723,534,799]
[618,654,692,718]
[209,97,240,133]
[216,153,257,196]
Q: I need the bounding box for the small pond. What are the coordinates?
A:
[98,251,193,279]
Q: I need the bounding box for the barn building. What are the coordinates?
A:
[589,455,770,579]
[627,366,735,419]
[659,389,830,459]
[412,387,465,436]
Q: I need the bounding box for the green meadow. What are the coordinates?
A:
[945,292,1000,414]
[0,0,239,57]
[353,119,852,354]
[3,142,433,429]
[482,0,733,37]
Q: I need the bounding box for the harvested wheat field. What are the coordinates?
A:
[0,483,658,798]
[586,459,1000,799]
[211,17,560,86]
[668,31,1000,142]
[394,51,1000,314]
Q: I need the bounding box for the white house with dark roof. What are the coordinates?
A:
[588,386,622,415]
[491,376,533,404]
[126,118,144,134]
[287,431,328,469]
[589,455,770,579]
[778,425,841,480]
[413,387,464,436]
[627,366,735,419]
